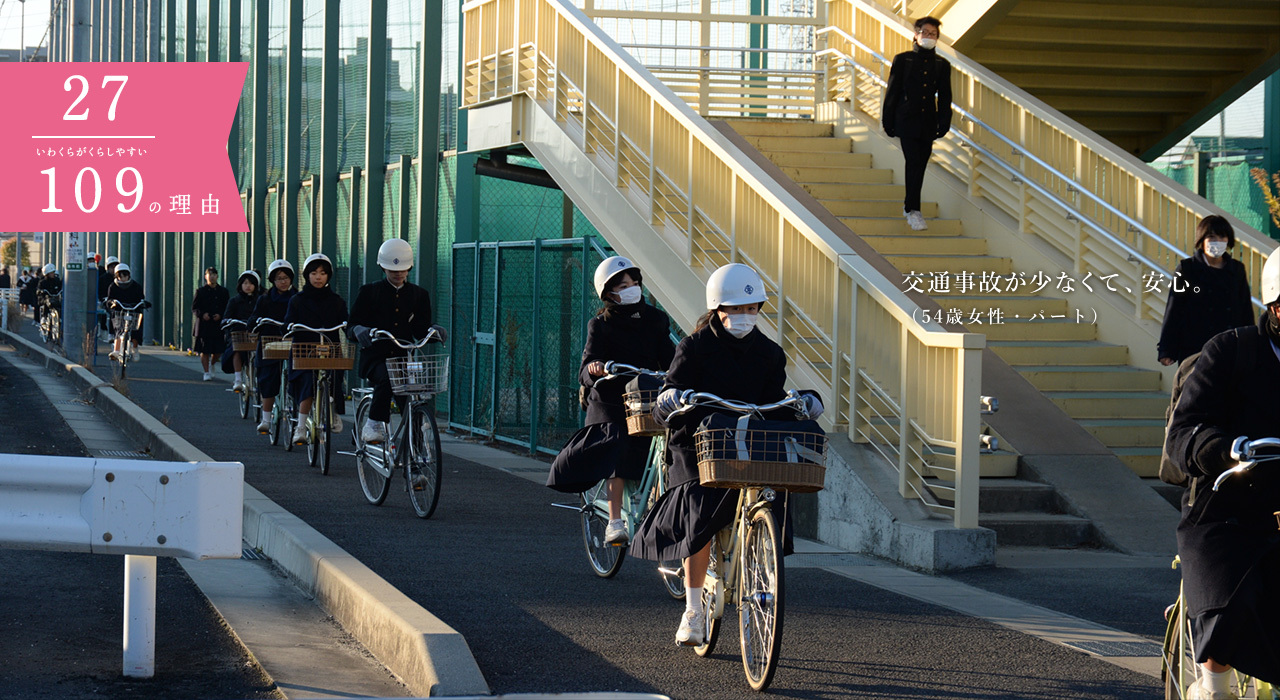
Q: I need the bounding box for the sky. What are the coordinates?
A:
[1,0,1264,141]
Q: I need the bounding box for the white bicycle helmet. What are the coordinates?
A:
[105,256,120,266]
[1263,247,1280,306]
[301,252,333,277]
[593,256,641,299]
[705,263,767,309]
[42,263,57,275]
[238,269,261,288]
[267,258,295,281]
[377,238,413,271]
[115,263,131,276]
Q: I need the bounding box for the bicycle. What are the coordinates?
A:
[285,322,351,475]
[1162,436,1279,700]
[222,318,259,421]
[350,328,448,519]
[569,361,685,599]
[37,291,62,347]
[106,300,149,379]
[256,318,295,447]
[667,389,826,692]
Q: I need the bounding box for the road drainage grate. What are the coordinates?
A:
[1064,640,1162,658]
[241,548,267,561]
[98,450,153,459]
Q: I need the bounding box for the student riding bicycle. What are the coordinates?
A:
[1167,246,1280,698]
[36,262,63,315]
[252,259,298,435]
[348,239,446,445]
[629,263,823,646]
[285,253,348,446]
[105,263,146,362]
[547,255,675,545]
[222,270,262,393]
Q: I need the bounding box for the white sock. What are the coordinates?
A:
[685,587,704,616]
[297,411,309,425]
[1202,668,1230,694]
[234,371,243,382]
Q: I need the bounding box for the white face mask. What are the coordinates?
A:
[1205,240,1228,258]
[917,37,937,50]
[722,314,756,339]
[614,285,643,305]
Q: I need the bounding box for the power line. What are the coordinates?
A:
[29,0,63,61]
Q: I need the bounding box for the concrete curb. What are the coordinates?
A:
[2,331,490,698]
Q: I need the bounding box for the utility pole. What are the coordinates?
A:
[61,0,93,364]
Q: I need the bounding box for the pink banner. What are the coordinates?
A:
[0,62,248,233]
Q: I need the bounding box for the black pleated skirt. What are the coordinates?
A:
[546,422,651,494]
[1191,548,1280,683]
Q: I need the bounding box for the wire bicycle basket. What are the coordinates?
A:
[694,426,827,492]
[230,331,258,352]
[386,353,450,397]
[290,339,354,370]
[260,337,291,359]
[623,388,664,436]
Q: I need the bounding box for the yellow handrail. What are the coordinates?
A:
[822,0,1276,324]
[462,0,985,527]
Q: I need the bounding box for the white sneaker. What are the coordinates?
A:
[108,350,122,362]
[361,421,388,444]
[1187,682,1238,700]
[292,420,309,445]
[331,416,344,433]
[675,609,705,646]
[130,348,139,362]
[906,210,928,231]
[232,380,246,394]
[256,417,271,434]
[202,371,212,382]
[605,519,629,545]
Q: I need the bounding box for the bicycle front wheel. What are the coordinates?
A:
[354,398,390,505]
[315,377,332,475]
[406,407,443,518]
[580,480,624,578]
[239,361,253,419]
[269,397,284,446]
[694,536,723,657]
[739,506,784,691]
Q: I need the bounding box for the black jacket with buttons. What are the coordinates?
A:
[882,45,953,140]
[1157,252,1254,364]
[579,301,676,426]
[348,279,434,377]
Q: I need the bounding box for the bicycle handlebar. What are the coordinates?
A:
[222,318,249,330]
[370,327,442,349]
[107,300,149,312]
[253,317,286,332]
[667,389,809,421]
[601,361,667,381]
[1214,436,1280,491]
[286,322,347,336]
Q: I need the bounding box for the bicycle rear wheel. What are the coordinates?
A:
[354,398,391,505]
[238,361,253,419]
[580,480,625,578]
[739,506,784,691]
[694,537,723,657]
[406,407,443,519]
[269,399,284,445]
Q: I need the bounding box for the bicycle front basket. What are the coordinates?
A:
[260,336,291,359]
[230,330,259,352]
[623,375,664,436]
[291,339,354,370]
[694,415,827,493]
[386,353,449,396]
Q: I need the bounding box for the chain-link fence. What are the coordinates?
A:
[1154,160,1275,237]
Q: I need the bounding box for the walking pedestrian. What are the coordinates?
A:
[1157,215,1254,367]
[193,267,230,381]
[882,15,952,232]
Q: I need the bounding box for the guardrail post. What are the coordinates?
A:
[897,324,910,498]
[123,554,157,678]
[953,346,981,529]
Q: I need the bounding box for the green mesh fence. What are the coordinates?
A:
[298,183,315,259]
[265,190,279,262]
[335,176,354,297]
[194,2,208,59]
[238,0,254,189]
[386,0,422,160]
[407,162,420,257]
[383,166,402,243]
[174,1,186,60]
[265,3,286,184]
[219,0,230,63]
[301,0,324,178]
[1153,162,1272,236]
[338,3,369,172]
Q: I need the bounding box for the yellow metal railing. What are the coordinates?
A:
[463,0,986,527]
[821,0,1276,324]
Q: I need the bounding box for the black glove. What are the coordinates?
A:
[352,325,374,349]
[1194,433,1236,478]
[428,324,448,344]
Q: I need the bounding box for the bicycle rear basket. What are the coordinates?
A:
[623,388,664,436]
[260,337,291,359]
[290,340,354,370]
[230,331,259,352]
[694,427,827,492]
[386,354,449,396]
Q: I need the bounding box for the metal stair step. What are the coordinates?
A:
[977,479,1060,514]
[839,216,964,235]
[819,200,940,218]
[978,513,1094,548]
[976,319,1098,342]
[1045,391,1169,419]
[988,340,1129,365]
[886,254,1014,276]
[1012,365,1163,392]
[766,151,875,169]
[1079,418,1166,447]
[743,135,853,153]
[727,119,833,138]
[862,234,988,256]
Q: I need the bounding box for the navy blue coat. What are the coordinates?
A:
[1157,252,1253,363]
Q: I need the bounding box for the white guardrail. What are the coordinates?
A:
[0,455,243,678]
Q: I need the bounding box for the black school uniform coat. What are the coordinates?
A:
[251,287,297,376]
[348,279,434,378]
[1157,252,1254,364]
[284,283,348,381]
[882,45,953,140]
[37,275,63,298]
[105,280,146,339]
[1167,316,1280,681]
[546,301,676,493]
[192,284,230,353]
[629,314,794,563]
[221,292,261,373]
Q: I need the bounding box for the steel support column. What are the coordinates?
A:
[282,0,304,264]
[250,0,268,272]
[317,0,339,266]
[415,0,443,296]
[361,0,388,282]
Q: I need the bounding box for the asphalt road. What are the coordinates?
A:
[0,347,280,700]
[94,345,1166,700]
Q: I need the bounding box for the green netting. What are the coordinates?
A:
[386,0,423,160]
[194,2,208,59]
[219,0,230,63]
[448,244,476,426]
[335,177,353,296]
[265,190,279,262]
[298,184,314,259]
[301,0,324,178]
[265,3,286,183]
[440,0,460,152]
[1153,162,1271,235]
[436,156,457,305]
[407,161,421,254]
[478,173,567,242]
[174,1,186,60]
[494,246,535,444]
[238,0,254,189]
[338,3,369,172]
[383,166,402,242]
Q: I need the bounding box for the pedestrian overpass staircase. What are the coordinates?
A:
[461,0,1277,568]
